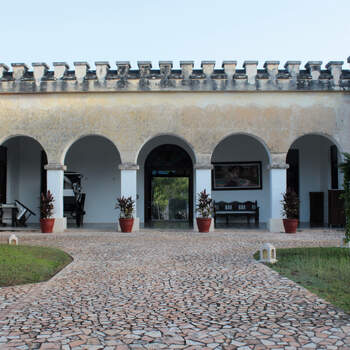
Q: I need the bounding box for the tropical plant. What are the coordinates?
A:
[281,190,299,219]
[115,196,135,219]
[40,191,54,219]
[196,189,213,218]
[339,152,350,243]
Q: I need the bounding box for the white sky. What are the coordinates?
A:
[1,0,350,69]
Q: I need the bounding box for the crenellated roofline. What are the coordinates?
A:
[0,59,349,93]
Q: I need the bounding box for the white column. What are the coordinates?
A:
[268,166,287,232]
[194,165,214,231]
[44,163,67,232]
[119,163,139,231]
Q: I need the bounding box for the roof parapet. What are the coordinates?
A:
[95,61,110,83]
[326,61,344,88]
[0,63,9,79]
[305,61,322,80]
[74,62,90,84]
[32,62,49,86]
[264,61,280,81]
[243,61,258,84]
[180,61,194,79]
[11,63,28,80]
[116,61,130,76]
[53,62,69,80]
[0,59,349,92]
[201,61,215,78]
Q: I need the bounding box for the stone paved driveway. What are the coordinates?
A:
[0,229,350,350]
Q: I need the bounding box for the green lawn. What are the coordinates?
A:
[0,244,72,287]
[254,247,350,313]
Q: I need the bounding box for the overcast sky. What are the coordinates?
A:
[2,0,350,69]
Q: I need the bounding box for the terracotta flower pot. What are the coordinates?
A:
[40,218,55,233]
[196,217,212,233]
[283,218,298,234]
[119,218,134,232]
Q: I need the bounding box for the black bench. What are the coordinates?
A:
[64,193,86,227]
[213,200,259,226]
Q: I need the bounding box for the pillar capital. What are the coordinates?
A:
[118,163,139,171]
[44,163,67,171]
[194,163,213,170]
[268,153,289,169]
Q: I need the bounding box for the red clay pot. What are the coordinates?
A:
[119,218,134,232]
[283,218,298,234]
[196,217,212,233]
[40,218,55,233]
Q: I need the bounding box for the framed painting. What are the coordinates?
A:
[212,162,262,190]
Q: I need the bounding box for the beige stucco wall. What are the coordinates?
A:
[0,91,349,164]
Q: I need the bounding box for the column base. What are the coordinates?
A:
[53,217,67,233]
[268,218,284,233]
[193,218,215,232]
[117,217,140,232]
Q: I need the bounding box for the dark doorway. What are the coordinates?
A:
[144,144,193,228]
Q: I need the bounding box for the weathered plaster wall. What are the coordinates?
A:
[0,91,348,165]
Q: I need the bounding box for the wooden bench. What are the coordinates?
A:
[213,200,259,226]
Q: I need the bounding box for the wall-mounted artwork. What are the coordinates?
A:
[212,162,262,190]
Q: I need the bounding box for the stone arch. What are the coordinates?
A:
[0,134,48,223]
[0,134,48,155]
[63,134,122,225]
[287,132,344,158]
[210,131,271,225]
[136,134,196,227]
[136,133,197,165]
[211,132,272,164]
[286,132,343,225]
[61,133,121,165]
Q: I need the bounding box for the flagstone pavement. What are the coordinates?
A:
[0,229,350,350]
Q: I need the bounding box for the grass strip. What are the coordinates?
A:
[0,244,72,287]
[254,247,350,313]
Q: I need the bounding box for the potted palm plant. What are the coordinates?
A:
[196,189,213,232]
[116,196,135,232]
[40,190,55,233]
[281,190,299,233]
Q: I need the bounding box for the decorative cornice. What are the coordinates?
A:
[0,59,349,93]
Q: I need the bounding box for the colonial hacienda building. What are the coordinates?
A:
[0,58,349,232]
